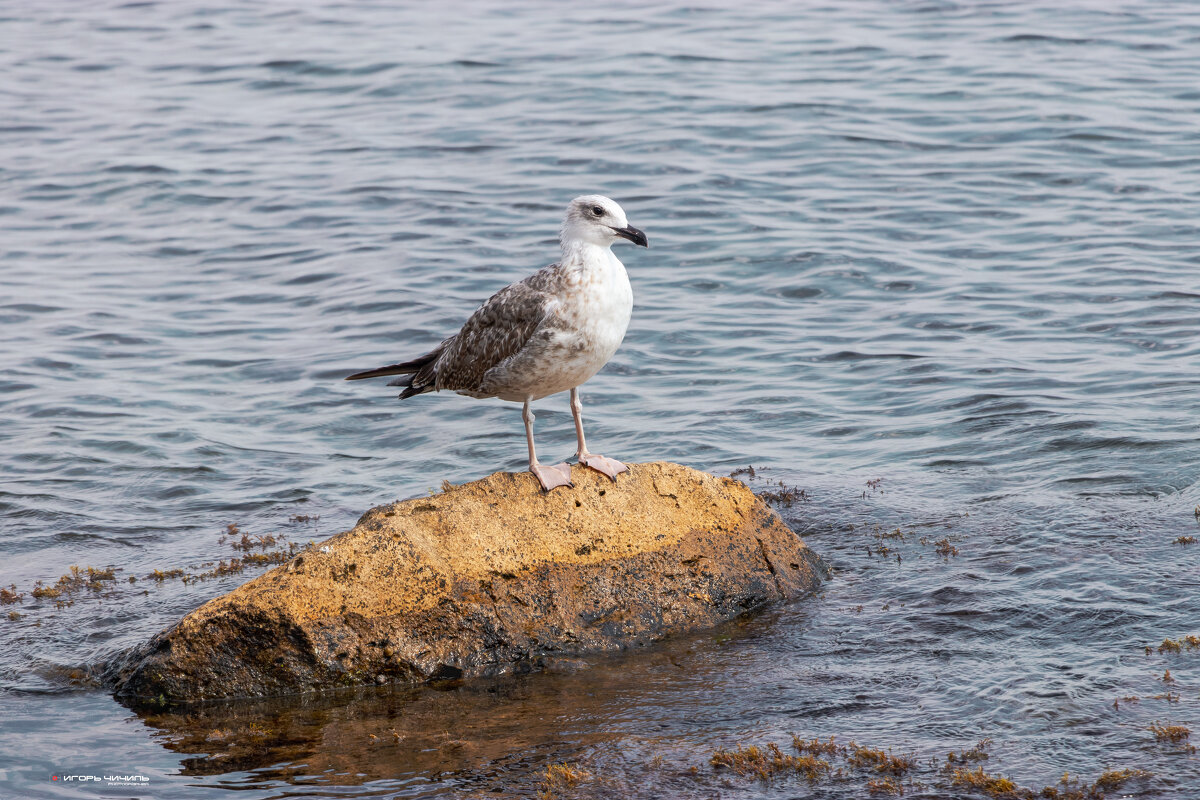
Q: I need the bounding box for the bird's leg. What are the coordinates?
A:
[523,399,572,491]
[570,388,627,481]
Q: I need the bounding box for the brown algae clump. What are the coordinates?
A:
[29,565,119,601]
[240,551,290,567]
[711,743,830,781]
[230,533,278,551]
[756,481,810,507]
[1093,768,1151,792]
[537,762,591,799]
[727,465,810,506]
[31,582,62,600]
[792,735,843,757]
[1149,722,1190,743]
[1157,635,1200,653]
[1149,722,1196,754]
[848,742,917,776]
[947,738,992,764]
[948,766,1016,796]
[867,776,904,795]
[933,537,959,557]
[705,734,1156,797]
[148,568,185,582]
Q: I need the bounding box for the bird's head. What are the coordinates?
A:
[560,195,648,251]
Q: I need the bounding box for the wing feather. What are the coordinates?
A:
[433,272,558,394]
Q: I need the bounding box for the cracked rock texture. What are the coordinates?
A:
[110,461,822,705]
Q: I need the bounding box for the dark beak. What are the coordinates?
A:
[612,225,648,247]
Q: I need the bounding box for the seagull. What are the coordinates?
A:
[346,195,648,491]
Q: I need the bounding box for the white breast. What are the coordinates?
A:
[487,249,632,402]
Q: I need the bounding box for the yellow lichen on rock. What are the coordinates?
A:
[110,462,821,705]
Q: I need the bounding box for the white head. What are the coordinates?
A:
[560,194,648,252]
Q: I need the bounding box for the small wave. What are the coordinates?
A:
[1000,33,1094,45]
[104,163,176,174]
[816,351,923,362]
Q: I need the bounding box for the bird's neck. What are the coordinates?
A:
[560,239,614,269]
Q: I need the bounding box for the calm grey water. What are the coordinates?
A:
[3,1,1199,797]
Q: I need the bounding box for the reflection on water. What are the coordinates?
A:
[140,638,729,796]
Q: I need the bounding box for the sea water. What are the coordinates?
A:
[2,1,1198,797]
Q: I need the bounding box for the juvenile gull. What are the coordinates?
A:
[346,195,648,491]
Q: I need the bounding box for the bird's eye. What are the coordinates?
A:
[591,206,604,217]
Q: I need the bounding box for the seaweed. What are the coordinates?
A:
[711,743,829,781]
[537,762,592,799]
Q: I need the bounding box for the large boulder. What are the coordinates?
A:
[111,461,822,705]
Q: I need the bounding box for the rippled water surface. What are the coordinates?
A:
[3,1,1200,797]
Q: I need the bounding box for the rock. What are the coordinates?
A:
[110,462,822,705]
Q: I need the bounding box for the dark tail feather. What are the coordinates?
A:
[396,381,432,400]
[345,353,435,381]
[348,337,453,400]
[366,371,433,400]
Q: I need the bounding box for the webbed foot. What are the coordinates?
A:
[530,462,573,491]
[577,453,627,482]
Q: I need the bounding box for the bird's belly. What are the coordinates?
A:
[484,303,630,401]
[487,327,620,402]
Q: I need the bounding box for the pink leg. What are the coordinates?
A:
[523,399,572,491]
[571,388,627,481]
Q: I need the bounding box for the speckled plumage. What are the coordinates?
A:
[346,194,647,490]
[423,252,631,401]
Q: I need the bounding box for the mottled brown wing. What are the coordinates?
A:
[434,274,557,393]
